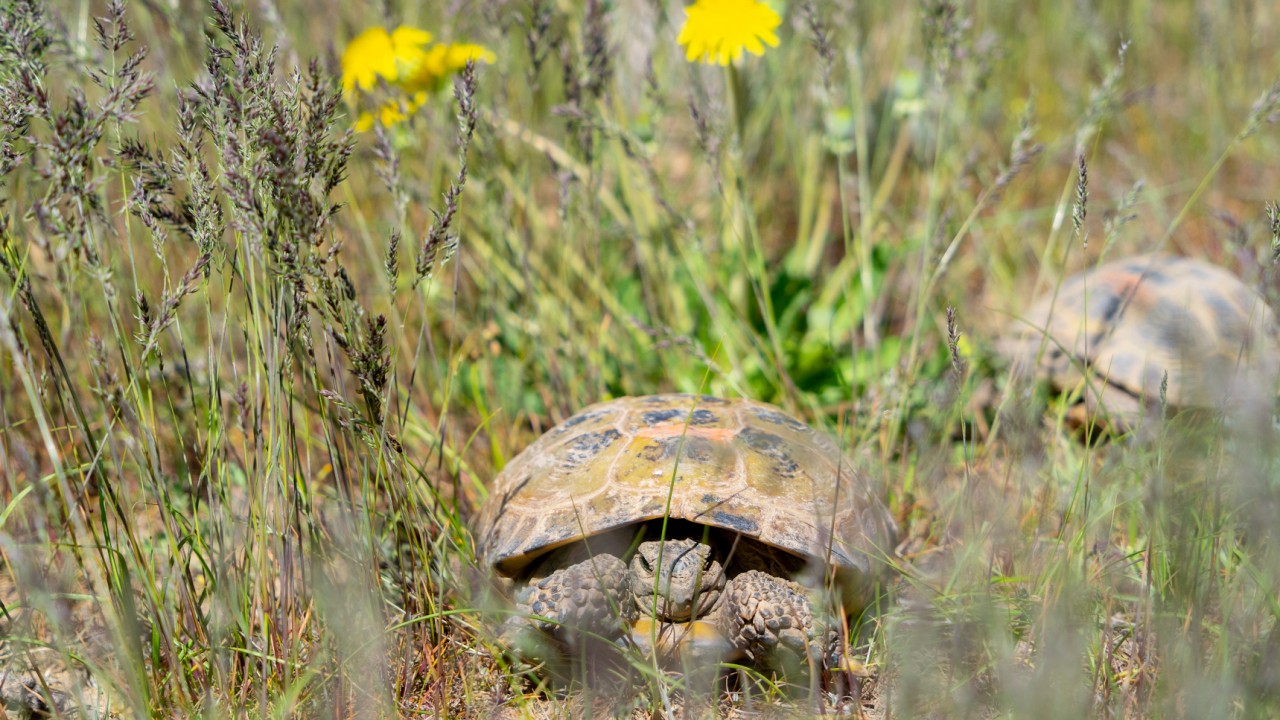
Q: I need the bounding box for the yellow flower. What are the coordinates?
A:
[341,25,434,95]
[677,0,781,66]
[404,43,497,93]
[353,92,429,133]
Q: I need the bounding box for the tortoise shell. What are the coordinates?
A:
[474,394,898,580]
[999,255,1280,425]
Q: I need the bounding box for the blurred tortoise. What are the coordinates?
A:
[473,394,898,674]
[998,254,1280,431]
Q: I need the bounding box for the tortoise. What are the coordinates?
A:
[473,394,898,674]
[998,254,1280,431]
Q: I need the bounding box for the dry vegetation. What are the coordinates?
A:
[1,0,1279,717]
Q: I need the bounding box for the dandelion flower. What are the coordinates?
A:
[354,92,429,133]
[677,0,781,66]
[341,25,434,95]
[342,24,492,131]
[404,42,497,93]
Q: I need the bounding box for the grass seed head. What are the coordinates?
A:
[1073,153,1089,240]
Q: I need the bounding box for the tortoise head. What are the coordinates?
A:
[629,538,726,623]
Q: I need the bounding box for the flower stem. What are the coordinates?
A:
[723,63,795,400]
[726,63,747,142]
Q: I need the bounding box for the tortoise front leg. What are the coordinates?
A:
[710,569,835,670]
[503,553,636,657]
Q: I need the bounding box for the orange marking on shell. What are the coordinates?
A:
[635,421,739,442]
[1099,269,1155,308]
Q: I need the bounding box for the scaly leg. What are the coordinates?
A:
[502,553,636,659]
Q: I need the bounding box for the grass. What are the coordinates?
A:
[0,0,1279,716]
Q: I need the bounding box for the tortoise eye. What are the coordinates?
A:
[637,554,653,573]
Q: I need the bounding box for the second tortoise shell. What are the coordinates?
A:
[474,394,898,580]
[999,254,1280,423]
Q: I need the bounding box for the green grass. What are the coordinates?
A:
[0,0,1279,716]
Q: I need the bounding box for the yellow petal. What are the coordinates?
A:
[341,26,397,93]
[403,41,495,93]
[391,26,433,48]
[447,43,497,66]
[390,25,432,73]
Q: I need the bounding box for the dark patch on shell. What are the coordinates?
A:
[751,408,810,432]
[689,409,719,425]
[739,426,785,453]
[1140,267,1170,285]
[1205,291,1246,345]
[739,426,802,478]
[553,410,605,435]
[639,393,728,405]
[638,436,682,462]
[1095,290,1127,326]
[681,437,717,463]
[641,408,683,426]
[640,407,720,427]
[1086,330,1109,352]
[774,457,802,479]
[564,429,622,465]
[710,511,760,535]
[1152,301,1199,351]
[636,434,718,464]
